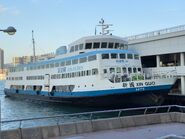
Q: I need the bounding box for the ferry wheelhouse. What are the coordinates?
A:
[5,21,177,107]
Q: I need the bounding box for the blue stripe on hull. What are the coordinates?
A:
[5,85,172,98]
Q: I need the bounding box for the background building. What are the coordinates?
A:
[127,25,185,95]
[12,53,55,65]
[0,48,4,69]
[0,48,6,80]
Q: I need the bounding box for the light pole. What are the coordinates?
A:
[0,26,16,35]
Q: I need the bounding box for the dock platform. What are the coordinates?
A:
[50,123,185,139]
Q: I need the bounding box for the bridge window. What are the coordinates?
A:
[35,86,42,91]
[102,54,109,59]
[120,54,126,59]
[79,44,84,50]
[134,54,139,60]
[55,63,59,67]
[115,43,119,48]
[86,70,91,76]
[92,68,98,75]
[66,60,71,66]
[101,42,107,48]
[33,66,36,70]
[70,46,75,52]
[103,69,107,74]
[88,55,97,61]
[41,65,45,69]
[127,54,133,59]
[128,67,132,74]
[138,68,141,72]
[80,71,85,76]
[80,57,87,63]
[125,44,128,49]
[37,65,41,70]
[110,68,115,73]
[60,62,65,66]
[85,43,92,49]
[72,59,78,65]
[50,63,54,68]
[108,42,114,48]
[111,53,118,59]
[116,67,121,73]
[133,68,137,73]
[122,67,127,73]
[93,42,100,49]
[72,72,75,78]
[119,44,124,49]
[46,64,49,69]
[75,45,79,51]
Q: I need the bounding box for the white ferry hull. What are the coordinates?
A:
[4,83,174,107]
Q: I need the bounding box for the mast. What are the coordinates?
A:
[32,30,36,62]
[96,18,113,35]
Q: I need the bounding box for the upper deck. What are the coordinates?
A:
[68,35,128,53]
[8,34,135,73]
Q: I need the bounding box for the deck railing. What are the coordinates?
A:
[126,24,185,41]
[1,105,185,130]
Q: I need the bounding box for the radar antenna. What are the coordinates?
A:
[95,18,113,35]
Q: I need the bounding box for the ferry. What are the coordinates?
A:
[4,20,177,107]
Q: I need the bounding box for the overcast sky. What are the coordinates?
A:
[1,0,185,63]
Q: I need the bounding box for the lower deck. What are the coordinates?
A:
[4,86,171,107]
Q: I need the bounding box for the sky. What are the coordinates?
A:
[1,0,185,63]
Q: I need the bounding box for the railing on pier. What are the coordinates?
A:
[126,24,185,41]
[1,105,185,130]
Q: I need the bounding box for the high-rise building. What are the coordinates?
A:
[0,48,4,69]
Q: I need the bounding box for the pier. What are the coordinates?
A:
[1,105,185,139]
[127,25,185,96]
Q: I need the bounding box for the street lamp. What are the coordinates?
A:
[0,26,16,35]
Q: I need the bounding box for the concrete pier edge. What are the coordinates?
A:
[1,112,185,139]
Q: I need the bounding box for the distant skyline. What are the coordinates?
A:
[1,0,185,63]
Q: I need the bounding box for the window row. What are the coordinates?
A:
[85,42,128,50]
[10,85,24,90]
[70,44,84,52]
[7,76,23,81]
[104,67,142,74]
[51,68,99,79]
[26,75,44,80]
[26,55,96,71]
[10,85,43,91]
[9,67,24,73]
[101,53,139,60]
[26,85,42,91]
[52,85,75,92]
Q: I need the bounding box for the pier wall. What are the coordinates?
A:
[1,112,185,139]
